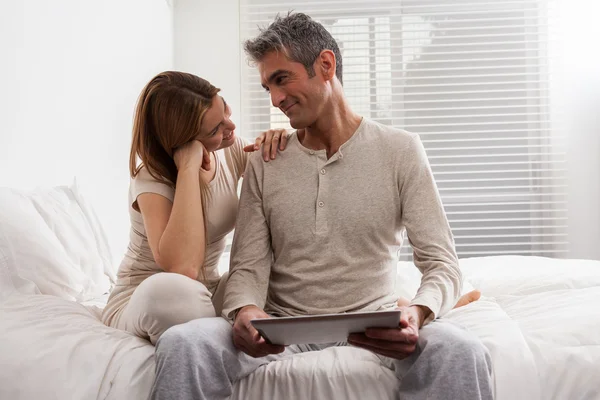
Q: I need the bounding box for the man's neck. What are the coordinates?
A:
[298,100,362,159]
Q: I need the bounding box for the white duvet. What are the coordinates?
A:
[1,256,599,400]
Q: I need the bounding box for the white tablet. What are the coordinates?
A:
[250,310,401,346]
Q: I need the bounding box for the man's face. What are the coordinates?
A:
[258,51,325,129]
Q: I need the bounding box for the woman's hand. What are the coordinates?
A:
[174,140,211,171]
[244,129,289,162]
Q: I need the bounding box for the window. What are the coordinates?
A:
[239,0,566,259]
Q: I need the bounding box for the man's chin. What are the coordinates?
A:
[289,117,308,129]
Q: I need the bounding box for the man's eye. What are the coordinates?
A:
[276,76,286,84]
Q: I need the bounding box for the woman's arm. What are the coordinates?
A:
[138,140,209,280]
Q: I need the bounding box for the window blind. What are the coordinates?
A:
[238,0,566,259]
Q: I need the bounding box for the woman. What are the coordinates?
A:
[101,71,287,344]
[102,71,479,344]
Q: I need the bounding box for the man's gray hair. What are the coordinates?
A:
[244,12,343,85]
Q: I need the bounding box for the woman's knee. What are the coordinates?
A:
[132,272,216,321]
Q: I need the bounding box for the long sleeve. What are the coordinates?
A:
[221,155,273,319]
[399,135,462,322]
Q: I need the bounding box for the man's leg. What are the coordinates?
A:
[149,317,300,400]
[383,319,493,400]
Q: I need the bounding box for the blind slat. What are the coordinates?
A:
[437,177,563,184]
[451,225,567,231]
[242,15,550,25]
[446,208,567,216]
[430,160,564,168]
[241,0,542,11]
[455,233,567,239]
[246,110,554,119]
[246,72,549,85]
[446,200,566,207]
[244,23,552,34]
[434,168,565,175]
[399,250,569,256]
[243,88,549,100]
[447,216,567,223]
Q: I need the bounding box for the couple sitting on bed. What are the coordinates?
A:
[101,12,493,400]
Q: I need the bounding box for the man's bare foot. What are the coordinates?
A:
[453,289,481,309]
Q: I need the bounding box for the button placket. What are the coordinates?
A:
[315,156,327,234]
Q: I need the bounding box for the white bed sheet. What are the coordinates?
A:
[1,256,598,400]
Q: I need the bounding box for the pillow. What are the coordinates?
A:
[0,231,41,301]
[0,179,115,301]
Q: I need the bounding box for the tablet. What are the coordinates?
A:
[250,310,401,345]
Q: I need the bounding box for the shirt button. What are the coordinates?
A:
[320,169,326,175]
[338,154,343,159]
[318,201,324,207]
[309,150,315,155]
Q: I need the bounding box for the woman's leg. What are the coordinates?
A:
[115,272,216,344]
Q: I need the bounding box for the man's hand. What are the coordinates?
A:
[347,305,429,360]
[232,305,286,358]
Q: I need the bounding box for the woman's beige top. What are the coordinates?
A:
[102,137,249,327]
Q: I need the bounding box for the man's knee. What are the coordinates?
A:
[156,317,234,357]
[421,320,491,369]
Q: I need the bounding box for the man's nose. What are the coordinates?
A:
[270,88,285,108]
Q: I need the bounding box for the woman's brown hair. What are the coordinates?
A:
[129,71,220,184]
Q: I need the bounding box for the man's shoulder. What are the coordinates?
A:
[246,133,302,172]
[361,118,419,151]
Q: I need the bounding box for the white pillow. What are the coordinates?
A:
[0,232,41,301]
[0,180,114,301]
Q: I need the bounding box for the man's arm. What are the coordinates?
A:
[221,155,273,320]
[399,134,462,324]
[348,134,461,360]
[221,154,285,357]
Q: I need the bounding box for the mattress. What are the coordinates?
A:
[0,256,598,400]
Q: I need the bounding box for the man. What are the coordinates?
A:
[150,12,493,400]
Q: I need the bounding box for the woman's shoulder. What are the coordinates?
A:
[223,135,251,157]
[220,136,251,175]
[130,166,175,202]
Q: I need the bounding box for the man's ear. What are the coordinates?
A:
[316,50,336,81]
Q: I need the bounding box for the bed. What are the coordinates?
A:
[1,183,599,400]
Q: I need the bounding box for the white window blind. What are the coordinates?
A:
[239,0,567,259]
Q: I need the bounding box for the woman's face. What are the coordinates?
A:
[198,95,236,152]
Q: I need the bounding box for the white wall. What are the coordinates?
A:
[173,0,242,134]
[0,0,173,262]
[560,0,600,260]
